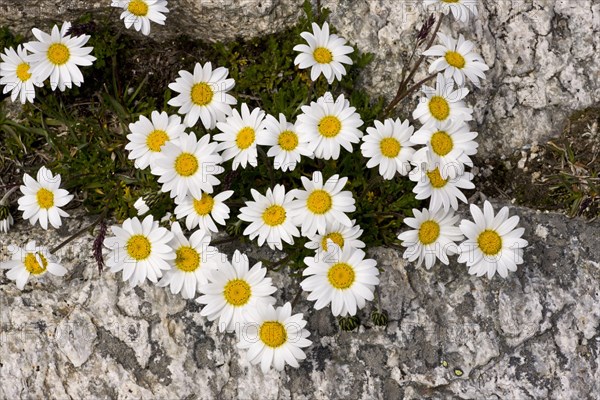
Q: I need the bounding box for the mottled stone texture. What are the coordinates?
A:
[1,1,598,156]
[1,202,599,399]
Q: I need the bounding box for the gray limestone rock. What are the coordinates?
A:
[1,201,599,399]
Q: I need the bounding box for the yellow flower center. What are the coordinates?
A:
[418,220,441,245]
[262,205,286,227]
[478,230,503,256]
[278,130,299,151]
[236,127,256,150]
[175,246,201,272]
[429,96,450,121]
[16,63,32,82]
[379,137,401,158]
[193,194,214,216]
[306,189,333,214]
[318,116,342,138]
[427,168,448,188]
[445,51,466,69]
[127,0,149,16]
[146,130,169,152]
[47,43,70,65]
[430,131,453,156]
[126,235,152,261]
[259,321,287,348]
[327,262,355,290]
[223,279,251,306]
[191,82,214,106]
[24,252,48,275]
[174,152,199,177]
[36,188,54,209]
[313,47,333,64]
[321,232,345,251]
[442,0,461,3]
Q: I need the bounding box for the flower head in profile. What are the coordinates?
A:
[360,118,415,180]
[197,250,277,333]
[24,21,96,91]
[257,113,312,172]
[1,241,67,290]
[412,74,472,127]
[238,302,311,373]
[423,33,489,87]
[0,45,43,104]
[423,0,478,23]
[458,201,528,279]
[168,62,236,129]
[0,188,17,233]
[293,22,354,84]
[111,0,169,36]
[174,190,234,234]
[238,185,300,250]
[296,92,364,160]
[18,166,74,230]
[301,243,379,317]
[103,215,175,287]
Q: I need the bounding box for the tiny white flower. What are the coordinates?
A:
[409,164,474,212]
[293,22,354,84]
[0,188,17,233]
[133,197,150,216]
[360,118,415,180]
[238,185,300,251]
[0,45,43,104]
[174,191,234,234]
[301,243,379,317]
[424,0,478,23]
[412,74,472,127]
[289,171,356,238]
[111,0,169,36]
[168,62,236,129]
[257,113,312,172]
[24,21,96,91]
[197,250,277,333]
[238,302,311,373]
[1,241,67,290]
[397,208,464,269]
[458,201,528,279]
[296,92,364,160]
[17,166,74,230]
[103,215,175,287]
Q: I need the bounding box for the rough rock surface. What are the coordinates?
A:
[1,1,598,157]
[1,201,599,399]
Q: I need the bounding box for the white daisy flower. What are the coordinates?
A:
[133,197,150,216]
[410,119,478,179]
[293,22,354,84]
[296,92,364,160]
[412,74,472,127]
[238,302,311,373]
[103,215,175,287]
[238,185,300,251]
[24,21,96,91]
[301,243,379,317]
[360,118,415,180]
[1,241,67,290]
[156,222,224,299]
[397,208,464,270]
[152,132,224,202]
[197,250,277,333]
[111,0,169,36]
[257,113,312,172]
[0,45,43,104]
[168,62,236,129]
[174,190,234,234]
[458,201,528,279]
[305,219,365,253]
[423,33,489,87]
[125,110,185,170]
[213,103,267,170]
[17,166,74,230]
[409,164,474,212]
[289,171,356,238]
[424,0,478,23]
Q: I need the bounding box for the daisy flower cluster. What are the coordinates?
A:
[0,21,96,104]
